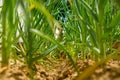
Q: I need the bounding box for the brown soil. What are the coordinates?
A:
[0,58,120,80]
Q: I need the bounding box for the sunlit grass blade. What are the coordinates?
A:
[1,0,16,67]
[87,25,98,47]
[110,13,120,28]
[26,0,62,34]
[80,0,98,21]
[32,45,57,62]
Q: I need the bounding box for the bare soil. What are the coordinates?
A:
[0,58,120,80]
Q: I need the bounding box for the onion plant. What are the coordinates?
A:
[1,0,17,67]
[69,0,120,59]
[1,0,79,77]
[1,0,120,79]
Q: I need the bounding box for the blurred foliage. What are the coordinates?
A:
[0,0,120,79]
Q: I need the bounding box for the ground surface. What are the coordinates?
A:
[0,58,120,80]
